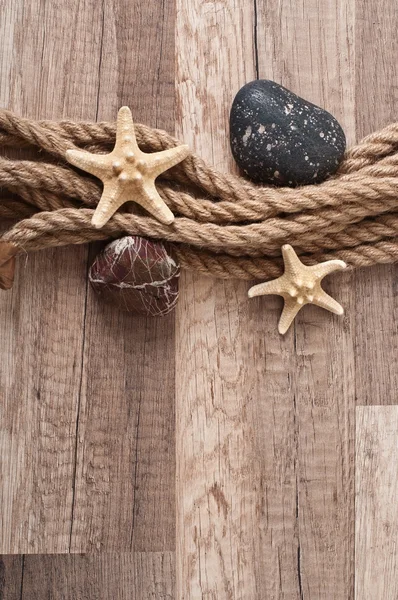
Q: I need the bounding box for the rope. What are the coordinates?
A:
[3,207,398,257]
[0,109,397,288]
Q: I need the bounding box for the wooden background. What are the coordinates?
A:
[0,0,396,598]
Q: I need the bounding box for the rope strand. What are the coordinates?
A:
[3,207,398,263]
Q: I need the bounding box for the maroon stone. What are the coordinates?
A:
[89,236,180,316]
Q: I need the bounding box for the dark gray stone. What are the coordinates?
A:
[230,79,346,186]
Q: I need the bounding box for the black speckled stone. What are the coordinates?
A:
[230,80,346,186]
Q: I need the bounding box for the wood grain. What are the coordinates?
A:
[0,0,96,554]
[0,552,175,599]
[0,556,23,600]
[175,0,359,597]
[257,1,357,597]
[0,0,397,595]
[354,0,398,405]
[175,2,260,597]
[356,406,398,599]
[17,552,174,599]
[0,0,176,556]
[68,0,176,554]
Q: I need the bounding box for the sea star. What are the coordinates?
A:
[66,106,189,228]
[248,244,347,334]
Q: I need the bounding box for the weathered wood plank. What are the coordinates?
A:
[0,555,23,600]
[0,0,102,554]
[0,0,176,556]
[256,1,357,597]
[354,0,398,405]
[175,2,293,598]
[175,0,359,597]
[21,552,174,599]
[69,0,176,553]
[356,406,398,599]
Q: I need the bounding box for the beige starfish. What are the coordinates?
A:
[66,106,190,228]
[248,244,347,335]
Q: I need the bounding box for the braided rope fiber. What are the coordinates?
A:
[0,108,397,288]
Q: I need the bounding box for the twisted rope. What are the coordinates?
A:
[0,109,397,288]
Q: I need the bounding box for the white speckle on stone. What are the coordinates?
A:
[258,124,265,134]
[271,123,276,128]
[304,155,309,161]
[284,103,294,115]
[242,126,252,145]
[274,170,279,178]
[304,119,308,125]
[291,125,297,130]
[313,171,318,178]
[320,132,325,138]
[266,144,272,151]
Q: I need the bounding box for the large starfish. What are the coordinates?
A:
[66,106,190,228]
[248,244,347,334]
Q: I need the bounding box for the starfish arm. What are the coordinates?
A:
[148,145,190,179]
[309,259,347,279]
[248,275,286,298]
[66,148,109,178]
[138,182,175,224]
[281,244,306,275]
[114,106,140,153]
[312,289,344,315]
[92,181,124,228]
[278,298,302,335]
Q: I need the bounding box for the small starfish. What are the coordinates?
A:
[248,244,347,335]
[66,106,190,228]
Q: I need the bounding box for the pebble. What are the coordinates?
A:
[89,236,180,316]
[230,79,346,186]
